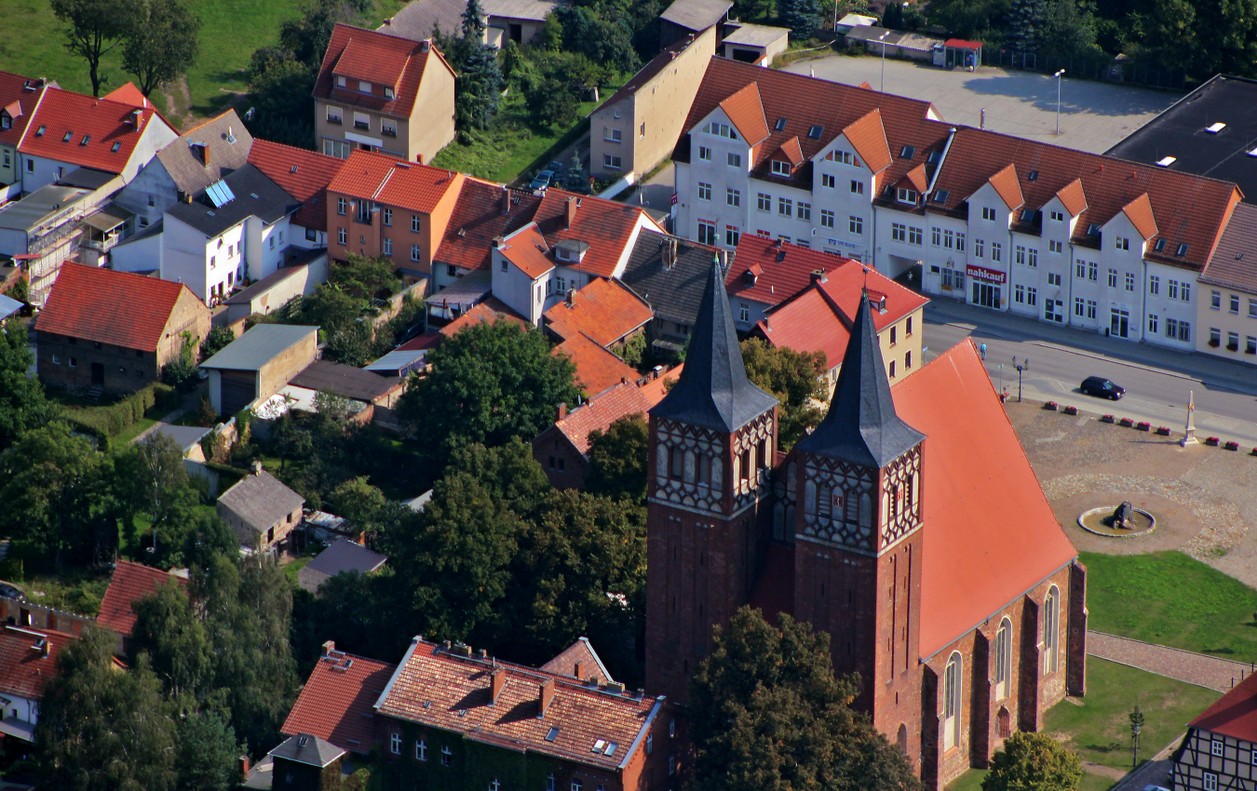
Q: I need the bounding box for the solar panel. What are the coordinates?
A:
[218,181,236,204]
[206,180,235,208]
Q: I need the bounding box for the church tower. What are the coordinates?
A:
[645,261,779,704]
[790,292,926,752]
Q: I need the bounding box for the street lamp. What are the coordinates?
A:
[1053,69,1065,135]
[1130,705,1145,769]
[879,31,889,92]
[1011,355,1030,403]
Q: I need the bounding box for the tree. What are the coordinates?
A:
[982,731,1083,791]
[175,709,241,791]
[1039,0,1100,58]
[779,0,822,38]
[51,0,139,96]
[557,6,640,73]
[0,322,59,452]
[586,414,649,502]
[454,42,503,130]
[688,607,919,791]
[333,254,401,301]
[131,580,213,701]
[118,432,203,564]
[122,0,200,96]
[922,0,1012,41]
[740,338,826,450]
[297,284,375,365]
[398,320,579,470]
[1004,0,1046,54]
[201,326,235,360]
[37,626,179,791]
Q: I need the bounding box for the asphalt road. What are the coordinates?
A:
[921,302,1257,447]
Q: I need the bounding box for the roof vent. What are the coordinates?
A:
[1155,155,1177,167]
[1205,122,1226,134]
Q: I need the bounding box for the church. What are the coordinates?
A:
[644,264,1087,789]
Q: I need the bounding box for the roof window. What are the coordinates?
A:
[35,124,45,136]
[1155,155,1177,167]
[932,190,950,203]
[1021,208,1040,223]
[111,141,121,152]
[927,149,942,164]
[900,145,915,159]
[1027,170,1039,181]
[62,130,72,142]
[1176,243,1189,256]
[807,124,823,139]
[80,134,90,146]
[774,117,786,131]
[1086,223,1101,236]
[1205,122,1226,134]
[1153,238,1166,252]
[545,727,559,742]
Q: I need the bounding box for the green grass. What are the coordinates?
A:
[946,767,1114,791]
[23,571,111,617]
[113,416,158,446]
[1045,658,1218,771]
[1081,551,1257,658]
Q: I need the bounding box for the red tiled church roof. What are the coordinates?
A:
[249,138,344,232]
[282,644,396,755]
[892,340,1078,657]
[97,560,188,638]
[36,264,195,352]
[19,87,161,173]
[1190,671,1257,743]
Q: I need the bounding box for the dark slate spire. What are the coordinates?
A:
[650,258,777,433]
[797,291,923,467]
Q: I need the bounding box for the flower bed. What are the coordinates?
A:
[1206,436,1221,446]
[1043,400,1059,411]
[1136,421,1151,431]
[1101,414,1115,423]
[1119,417,1136,427]
[1224,440,1241,451]
[1155,426,1171,436]
[1063,405,1079,415]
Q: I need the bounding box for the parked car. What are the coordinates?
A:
[1141,785,1170,791]
[529,170,556,191]
[1080,376,1125,400]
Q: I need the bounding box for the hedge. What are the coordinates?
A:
[61,382,180,440]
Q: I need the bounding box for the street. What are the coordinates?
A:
[922,299,1257,447]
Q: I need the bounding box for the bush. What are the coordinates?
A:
[61,382,179,439]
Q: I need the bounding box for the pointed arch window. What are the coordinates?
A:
[943,652,962,751]
[1043,586,1060,674]
[995,618,1012,700]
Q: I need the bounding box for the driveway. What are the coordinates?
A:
[783,55,1179,153]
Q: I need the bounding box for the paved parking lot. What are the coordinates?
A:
[783,54,1180,153]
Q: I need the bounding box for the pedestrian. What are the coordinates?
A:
[979,342,987,360]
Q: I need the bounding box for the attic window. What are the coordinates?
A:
[1176,243,1189,256]
[111,142,121,153]
[545,727,559,742]
[771,160,791,176]
[927,150,942,165]
[603,742,618,756]
[80,134,90,146]
[932,190,950,203]
[62,130,72,142]
[384,87,395,100]
[807,124,823,140]
[1155,155,1177,167]
[774,117,786,131]
[593,740,608,753]
[1021,208,1040,223]
[1205,122,1226,134]
[336,75,346,87]
[1086,223,1101,236]
[35,124,45,136]
[1153,238,1166,252]
[900,145,915,159]
[1027,170,1039,181]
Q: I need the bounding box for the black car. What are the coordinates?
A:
[1080,376,1125,400]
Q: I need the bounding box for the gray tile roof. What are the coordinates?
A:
[619,230,713,328]
[268,734,345,769]
[0,294,21,321]
[650,258,776,433]
[797,293,923,467]
[659,0,730,31]
[297,539,388,593]
[217,470,306,535]
[379,0,467,41]
[166,163,298,238]
[155,109,253,195]
[200,324,318,372]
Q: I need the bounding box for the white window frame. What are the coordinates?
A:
[771,160,791,176]
[943,651,962,751]
[1043,585,1059,674]
[416,739,427,761]
[390,733,401,755]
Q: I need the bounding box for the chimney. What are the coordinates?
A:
[238,755,250,780]
[565,196,578,230]
[557,402,567,420]
[131,108,143,130]
[565,289,574,308]
[493,235,506,249]
[662,237,677,270]
[502,187,511,215]
[321,640,336,657]
[810,268,827,284]
[39,639,50,658]
[538,679,555,716]
[574,660,584,680]
[490,668,507,704]
[421,38,432,53]
[252,460,263,476]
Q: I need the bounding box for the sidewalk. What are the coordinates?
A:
[1089,630,1254,692]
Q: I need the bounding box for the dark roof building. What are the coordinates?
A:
[619,230,721,343]
[248,138,344,232]
[166,163,298,237]
[297,539,388,593]
[154,110,253,195]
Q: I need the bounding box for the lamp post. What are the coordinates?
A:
[1011,356,1029,403]
[1130,705,1145,769]
[1053,69,1065,135]
[879,31,889,92]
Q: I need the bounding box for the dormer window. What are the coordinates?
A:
[743,269,757,285]
[0,114,9,131]
[771,160,791,176]
[826,149,852,165]
[896,187,918,205]
[384,86,395,99]
[1086,223,1101,236]
[336,75,346,87]
[554,239,590,263]
[359,80,371,93]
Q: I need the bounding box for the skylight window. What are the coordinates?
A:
[1155,155,1177,167]
[1028,170,1039,181]
[900,145,915,159]
[593,740,607,753]
[932,190,950,203]
[35,125,45,136]
[62,130,72,142]
[774,117,786,132]
[1153,238,1166,252]
[80,134,90,146]
[1205,122,1227,134]
[927,150,942,165]
[1176,243,1189,256]
[110,141,121,152]
[807,124,823,140]
[544,727,559,742]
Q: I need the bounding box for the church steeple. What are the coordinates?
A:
[798,291,923,466]
[650,259,777,432]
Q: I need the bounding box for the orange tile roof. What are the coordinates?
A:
[19,87,163,174]
[726,236,854,306]
[891,340,1078,657]
[1055,177,1087,216]
[439,298,528,338]
[96,560,188,638]
[314,24,455,118]
[436,177,542,272]
[1190,671,1257,742]
[843,108,891,173]
[327,150,463,214]
[0,71,48,149]
[554,332,640,397]
[282,645,396,755]
[718,82,769,145]
[500,224,553,278]
[376,639,662,772]
[249,138,345,231]
[986,163,1024,209]
[544,278,653,347]
[776,137,803,166]
[0,625,75,702]
[36,264,199,352]
[1121,193,1158,240]
[552,366,680,454]
[903,162,928,193]
[533,189,659,279]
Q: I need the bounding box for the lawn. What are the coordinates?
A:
[1081,551,1257,658]
[946,767,1114,791]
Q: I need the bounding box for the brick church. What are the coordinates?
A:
[644,265,1087,789]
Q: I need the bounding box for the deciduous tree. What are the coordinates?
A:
[982,731,1083,791]
[740,338,826,450]
[0,322,58,452]
[122,0,201,96]
[586,414,649,502]
[51,0,139,96]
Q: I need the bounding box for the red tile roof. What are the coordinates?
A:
[327,149,463,214]
[1055,177,1087,216]
[843,109,891,174]
[18,87,162,174]
[987,163,1024,209]
[0,71,48,149]
[436,177,541,272]
[719,82,769,145]
[439,298,528,338]
[36,264,199,352]
[376,638,663,773]
[0,625,74,701]
[552,366,680,454]
[96,560,187,638]
[249,138,345,232]
[726,236,855,306]
[314,24,455,119]
[500,224,553,278]
[544,278,653,347]
[539,638,615,684]
[892,340,1078,657]
[533,189,661,279]
[1190,671,1257,743]
[775,136,803,166]
[555,332,640,396]
[281,645,396,754]
[1121,193,1157,240]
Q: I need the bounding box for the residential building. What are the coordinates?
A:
[34,263,210,395]
[1171,672,1257,791]
[199,324,319,415]
[96,560,188,655]
[216,467,306,552]
[248,137,344,249]
[589,25,717,180]
[324,149,464,284]
[114,109,253,230]
[0,182,99,305]
[297,539,388,593]
[269,734,347,791]
[539,637,617,684]
[0,71,53,194]
[645,267,1085,788]
[1198,203,1257,361]
[530,189,665,286]
[619,229,721,357]
[382,0,563,48]
[673,57,1242,354]
[0,625,76,743]
[373,637,672,791]
[313,24,456,164]
[489,223,555,324]
[658,0,729,49]
[281,641,397,756]
[544,276,654,350]
[432,176,540,280]
[719,22,789,67]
